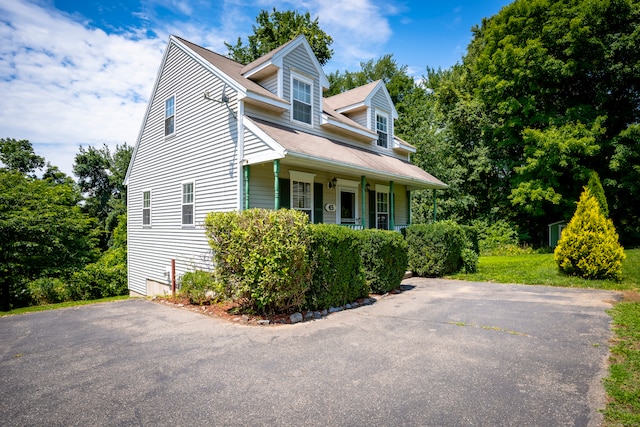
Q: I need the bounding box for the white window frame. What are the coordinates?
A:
[142,190,151,227]
[165,95,176,137]
[181,180,195,227]
[289,170,316,221]
[375,184,390,230]
[375,110,389,148]
[290,72,313,126]
[335,179,360,225]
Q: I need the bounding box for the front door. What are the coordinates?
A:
[339,189,357,224]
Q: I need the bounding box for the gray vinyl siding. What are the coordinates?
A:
[283,45,322,127]
[127,41,240,295]
[257,73,278,95]
[243,126,274,158]
[371,87,394,140]
[346,110,368,128]
[393,185,409,225]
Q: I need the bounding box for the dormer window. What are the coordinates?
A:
[291,73,312,125]
[376,112,388,148]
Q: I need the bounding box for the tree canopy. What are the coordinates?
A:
[0,138,45,175]
[420,0,640,244]
[225,8,333,65]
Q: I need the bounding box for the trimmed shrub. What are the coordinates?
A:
[307,224,367,310]
[406,221,468,277]
[360,229,408,294]
[179,270,225,305]
[27,277,70,305]
[554,187,625,281]
[204,209,311,315]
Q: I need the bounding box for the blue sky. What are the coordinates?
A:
[0,0,512,175]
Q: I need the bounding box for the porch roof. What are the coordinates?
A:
[246,117,448,190]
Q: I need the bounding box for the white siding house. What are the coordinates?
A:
[125,35,447,296]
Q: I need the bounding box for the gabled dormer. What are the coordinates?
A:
[241,35,330,129]
[324,80,414,154]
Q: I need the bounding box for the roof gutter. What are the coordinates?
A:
[284,150,448,190]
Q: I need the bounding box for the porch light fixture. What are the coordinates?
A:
[365,183,371,192]
[328,177,337,189]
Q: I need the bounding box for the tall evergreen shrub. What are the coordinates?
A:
[587,171,609,217]
[554,188,625,281]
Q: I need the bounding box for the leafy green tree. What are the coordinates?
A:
[434,0,640,244]
[554,187,625,281]
[73,143,132,246]
[0,171,99,310]
[225,8,333,65]
[327,54,415,107]
[0,138,44,175]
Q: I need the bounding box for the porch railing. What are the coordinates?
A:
[338,224,409,232]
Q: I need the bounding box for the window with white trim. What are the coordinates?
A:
[291,74,312,125]
[182,181,194,226]
[165,95,175,136]
[376,184,389,230]
[290,170,316,221]
[142,190,151,226]
[376,112,388,148]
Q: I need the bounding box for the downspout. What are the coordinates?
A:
[433,189,437,222]
[274,159,280,210]
[237,99,245,211]
[389,181,395,231]
[243,165,250,210]
[361,176,366,228]
[407,190,412,225]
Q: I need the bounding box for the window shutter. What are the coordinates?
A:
[279,178,290,209]
[368,190,376,229]
[313,182,323,224]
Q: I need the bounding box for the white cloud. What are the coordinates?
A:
[0,0,397,176]
[0,0,165,175]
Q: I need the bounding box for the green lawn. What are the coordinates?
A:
[449,248,640,291]
[451,248,640,425]
[0,295,129,317]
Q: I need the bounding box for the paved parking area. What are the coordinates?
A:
[1,278,619,426]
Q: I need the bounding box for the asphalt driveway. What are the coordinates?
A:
[1,278,619,426]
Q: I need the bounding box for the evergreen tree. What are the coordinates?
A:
[587,171,609,217]
[554,187,624,281]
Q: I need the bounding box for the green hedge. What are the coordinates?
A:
[306,224,367,310]
[406,221,474,277]
[204,209,311,315]
[179,270,225,305]
[360,229,408,294]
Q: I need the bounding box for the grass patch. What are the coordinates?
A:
[0,295,129,317]
[449,249,640,291]
[604,301,640,425]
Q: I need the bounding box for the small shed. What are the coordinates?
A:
[548,221,567,248]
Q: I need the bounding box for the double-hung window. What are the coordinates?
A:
[376,185,389,230]
[142,190,151,226]
[376,112,388,148]
[290,171,315,221]
[182,181,194,226]
[165,95,175,136]
[292,74,312,125]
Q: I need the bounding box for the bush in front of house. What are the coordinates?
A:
[554,187,625,281]
[360,228,408,294]
[204,209,311,315]
[306,224,367,310]
[406,220,473,277]
[179,270,226,305]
